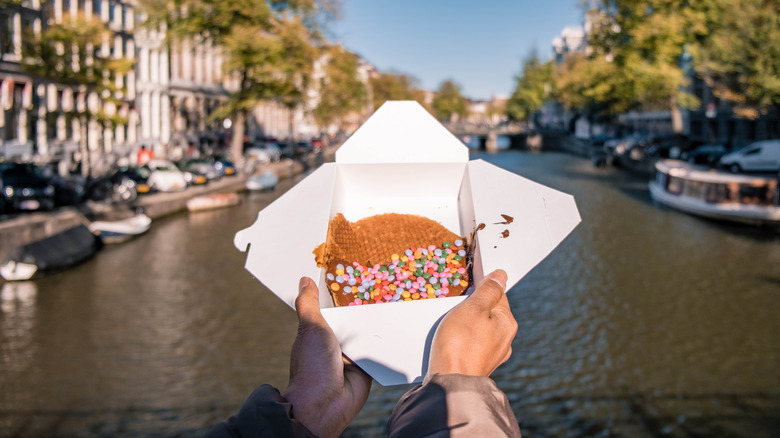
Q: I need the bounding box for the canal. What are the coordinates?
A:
[1,150,778,437]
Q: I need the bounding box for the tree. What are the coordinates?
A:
[139,0,336,161]
[691,0,780,120]
[506,51,553,123]
[312,45,367,133]
[553,52,634,122]
[432,80,467,123]
[23,12,133,177]
[369,72,427,111]
[584,0,704,132]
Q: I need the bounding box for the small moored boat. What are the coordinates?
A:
[89,213,152,244]
[187,192,241,212]
[246,170,278,191]
[649,159,780,226]
[0,224,103,281]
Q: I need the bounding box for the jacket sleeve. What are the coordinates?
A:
[205,384,317,438]
[387,374,522,438]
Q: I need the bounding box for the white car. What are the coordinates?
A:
[719,139,780,173]
[143,159,188,192]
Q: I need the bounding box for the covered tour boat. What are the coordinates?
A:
[649,159,780,226]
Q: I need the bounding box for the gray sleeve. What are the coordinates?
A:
[387,374,522,437]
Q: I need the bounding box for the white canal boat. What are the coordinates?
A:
[649,159,780,226]
[88,213,152,244]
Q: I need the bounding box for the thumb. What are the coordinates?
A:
[467,269,508,310]
[295,277,324,325]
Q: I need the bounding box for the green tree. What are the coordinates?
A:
[140,0,336,161]
[553,52,634,122]
[312,45,367,132]
[432,79,467,123]
[369,72,427,111]
[506,51,553,123]
[690,0,780,120]
[23,12,133,176]
[584,0,704,131]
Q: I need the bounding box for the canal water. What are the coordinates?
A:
[1,150,778,437]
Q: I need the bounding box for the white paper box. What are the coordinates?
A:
[234,101,581,386]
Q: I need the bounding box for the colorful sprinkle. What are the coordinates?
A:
[326,240,470,306]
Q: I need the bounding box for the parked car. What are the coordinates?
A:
[244,147,273,164]
[212,155,238,176]
[719,139,780,173]
[0,162,56,213]
[682,144,728,166]
[48,173,86,207]
[176,158,219,185]
[295,141,312,157]
[84,165,151,203]
[141,159,188,192]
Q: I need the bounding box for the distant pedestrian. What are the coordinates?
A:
[137,145,153,165]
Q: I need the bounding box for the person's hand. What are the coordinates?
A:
[283,277,373,438]
[426,269,517,379]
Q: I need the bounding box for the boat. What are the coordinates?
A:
[0,224,103,281]
[186,192,241,212]
[245,170,278,191]
[88,213,152,244]
[649,159,780,226]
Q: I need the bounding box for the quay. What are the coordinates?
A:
[0,149,332,266]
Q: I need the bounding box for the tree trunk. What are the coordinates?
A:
[80,117,90,178]
[288,106,295,142]
[670,97,683,134]
[230,110,246,163]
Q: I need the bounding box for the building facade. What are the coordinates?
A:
[1,2,378,175]
[1,0,138,176]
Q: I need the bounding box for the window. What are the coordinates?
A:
[0,12,13,56]
[21,17,35,53]
[92,0,102,17]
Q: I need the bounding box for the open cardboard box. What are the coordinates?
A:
[234,101,581,386]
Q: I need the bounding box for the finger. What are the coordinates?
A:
[467,269,508,310]
[295,277,324,324]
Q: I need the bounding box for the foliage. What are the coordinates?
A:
[554,52,636,120]
[555,0,705,128]
[138,0,337,159]
[0,0,23,8]
[312,44,367,130]
[432,80,467,122]
[369,72,427,111]
[506,51,553,122]
[690,0,780,119]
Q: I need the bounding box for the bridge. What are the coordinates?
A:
[442,122,539,151]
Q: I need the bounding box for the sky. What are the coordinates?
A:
[331,0,585,101]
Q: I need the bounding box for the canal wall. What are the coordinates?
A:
[0,157,309,266]
[0,209,90,264]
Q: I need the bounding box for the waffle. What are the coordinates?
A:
[314,213,471,306]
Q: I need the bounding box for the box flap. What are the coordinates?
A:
[336,101,469,164]
[465,159,581,289]
[234,164,337,309]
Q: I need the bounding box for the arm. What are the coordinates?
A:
[205,385,316,438]
[207,277,372,438]
[387,269,522,437]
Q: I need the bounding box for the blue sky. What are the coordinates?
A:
[331,0,585,101]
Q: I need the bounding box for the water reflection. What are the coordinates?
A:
[0,281,38,375]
